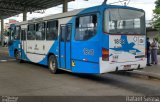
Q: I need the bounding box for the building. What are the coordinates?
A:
[146,20,159,40]
[4,19,19,30]
[0,19,18,45]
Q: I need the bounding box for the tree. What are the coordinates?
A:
[153,0,160,30]
[153,0,160,54]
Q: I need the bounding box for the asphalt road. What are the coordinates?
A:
[0,54,160,96]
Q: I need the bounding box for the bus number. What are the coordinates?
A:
[83,48,94,56]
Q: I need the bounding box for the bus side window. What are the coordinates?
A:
[27,24,36,40]
[60,25,71,42]
[46,20,58,40]
[66,25,71,42]
[21,30,26,41]
[75,14,97,41]
[35,22,45,40]
[60,26,66,41]
[15,26,21,40]
[92,15,97,27]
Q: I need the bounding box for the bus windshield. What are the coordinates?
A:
[104,8,145,35]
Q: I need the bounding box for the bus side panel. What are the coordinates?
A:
[8,40,21,58]
[8,50,14,58]
[38,41,59,66]
[99,34,109,73]
[71,10,101,73]
[72,61,99,74]
[71,41,100,73]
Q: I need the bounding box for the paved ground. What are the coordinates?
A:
[130,56,160,80]
[0,47,160,96]
[0,46,8,54]
[145,64,160,72]
[0,60,160,96]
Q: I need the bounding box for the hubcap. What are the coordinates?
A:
[50,58,55,70]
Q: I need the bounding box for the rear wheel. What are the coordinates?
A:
[48,55,58,74]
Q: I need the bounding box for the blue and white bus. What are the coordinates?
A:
[8,4,146,74]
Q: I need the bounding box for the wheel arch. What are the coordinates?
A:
[47,53,57,62]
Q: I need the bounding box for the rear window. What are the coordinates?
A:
[104,8,145,35]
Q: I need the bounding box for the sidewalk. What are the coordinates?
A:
[131,56,160,80]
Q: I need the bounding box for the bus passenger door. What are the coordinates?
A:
[20,29,27,60]
[59,24,72,70]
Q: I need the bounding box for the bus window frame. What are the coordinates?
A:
[27,23,36,40]
[21,29,27,41]
[15,26,21,40]
[74,13,98,41]
[35,22,46,40]
[46,20,59,41]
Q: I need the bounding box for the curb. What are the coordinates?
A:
[129,70,160,80]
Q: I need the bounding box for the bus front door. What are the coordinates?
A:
[20,29,27,60]
[59,24,72,70]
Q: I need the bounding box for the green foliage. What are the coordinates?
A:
[155,0,160,8]
[155,34,160,55]
[153,0,160,55]
[153,0,160,30]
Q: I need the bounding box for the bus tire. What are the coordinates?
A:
[48,55,58,74]
[14,50,19,61]
[14,50,23,63]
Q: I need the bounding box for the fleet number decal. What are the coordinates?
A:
[83,48,94,56]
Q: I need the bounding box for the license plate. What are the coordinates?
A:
[123,65,131,70]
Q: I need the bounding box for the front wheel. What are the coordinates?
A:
[48,55,58,74]
[14,50,23,63]
[15,50,20,61]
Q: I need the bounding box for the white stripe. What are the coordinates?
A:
[0,60,7,62]
[0,59,16,62]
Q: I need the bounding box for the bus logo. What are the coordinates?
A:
[114,39,125,45]
[139,37,145,45]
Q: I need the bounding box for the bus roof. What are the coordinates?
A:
[15,4,144,25]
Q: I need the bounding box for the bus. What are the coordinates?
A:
[8,4,146,74]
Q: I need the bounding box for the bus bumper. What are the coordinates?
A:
[99,57,147,74]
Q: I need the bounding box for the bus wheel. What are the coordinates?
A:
[14,50,23,63]
[15,50,19,61]
[48,55,58,74]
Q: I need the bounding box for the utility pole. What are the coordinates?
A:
[102,0,108,5]
[1,18,4,46]
[63,0,68,12]
[23,9,27,21]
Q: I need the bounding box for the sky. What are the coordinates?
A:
[5,0,156,23]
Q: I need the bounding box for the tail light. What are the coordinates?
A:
[102,48,109,61]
